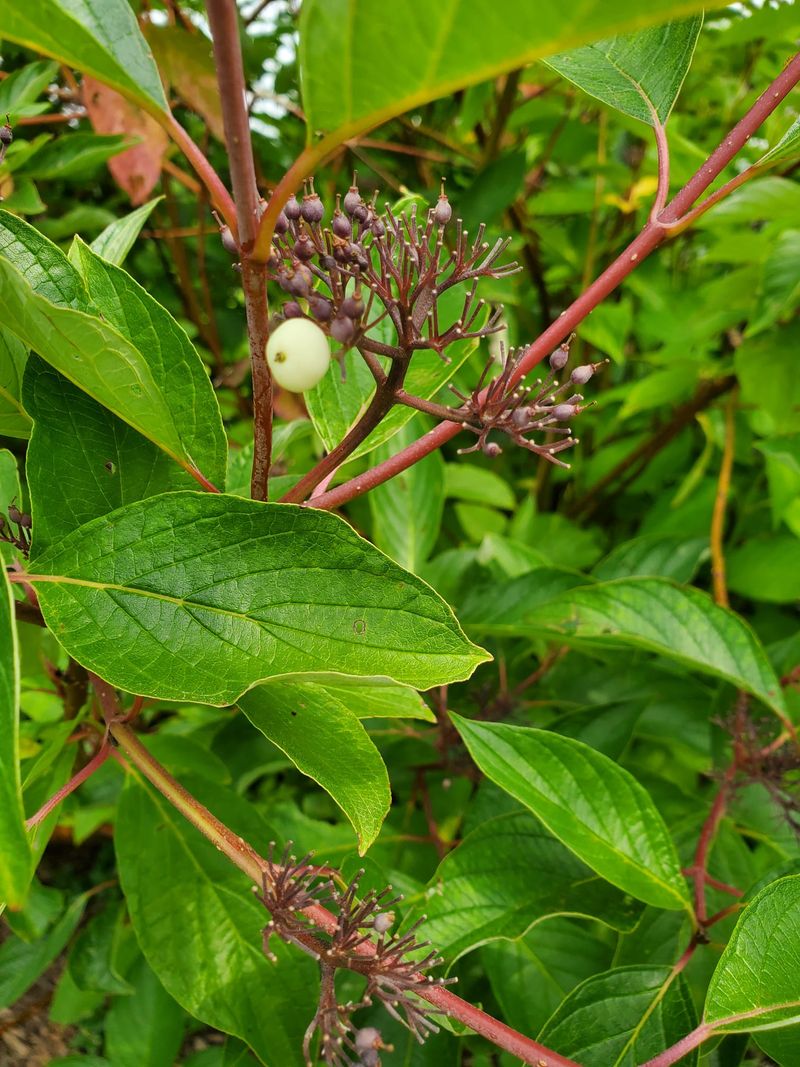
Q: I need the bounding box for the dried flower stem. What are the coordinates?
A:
[710,390,737,609]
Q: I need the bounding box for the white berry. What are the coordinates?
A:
[266,319,331,392]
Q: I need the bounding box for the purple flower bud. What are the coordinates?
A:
[332,210,351,238]
[482,440,502,458]
[308,295,333,322]
[512,406,531,427]
[330,315,356,345]
[343,183,361,216]
[434,194,452,226]
[284,194,301,221]
[301,193,324,224]
[319,254,336,270]
[549,345,569,371]
[219,226,238,256]
[571,364,594,385]
[293,235,315,261]
[0,123,12,147]
[341,294,364,319]
[283,301,303,318]
[7,504,22,525]
[354,1028,381,1053]
[552,403,578,420]
[273,211,289,236]
[371,216,386,237]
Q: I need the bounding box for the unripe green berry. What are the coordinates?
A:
[266,319,331,392]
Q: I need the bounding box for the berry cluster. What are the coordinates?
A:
[223,174,518,368]
[450,339,607,466]
[255,843,451,1067]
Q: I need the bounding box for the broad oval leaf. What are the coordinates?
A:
[299,0,708,150]
[239,681,391,853]
[0,326,31,440]
[115,775,316,1066]
[421,812,642,962]
[0,213,226,488]
[704,875,800,1062]
[0,565,32,908]
[538,965,698,1066]
[29,492,488,704]
[451,715,690,911]
[544,17,702,126]
[0,0,168,114]
[527,577,787,718]
[24,357,194,556]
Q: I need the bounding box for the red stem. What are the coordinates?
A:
[206,0,273,501]
[25,740,111,830]
[639,1024,713,1067]
[691,768,735,924]
[166,114,238,235]
[308,50,800,511]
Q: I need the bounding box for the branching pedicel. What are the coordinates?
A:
[222,174,604,489]
[255,843,452,1067]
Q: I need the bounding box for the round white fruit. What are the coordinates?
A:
[266,318,331,392]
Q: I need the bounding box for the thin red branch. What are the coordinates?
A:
[25,740,112,830]
[308,51,800,511]
[166,114,238,234]
[691,768,735,925]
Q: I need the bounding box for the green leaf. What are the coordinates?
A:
[299,0,708,149]
[105,955,185,1067]
[0,565,31,908]
[747,230,800,337]
[70,901,133,996]
[538,965,698,1066]
[451,715,690,911]
[759,115,800,166]
[421,812,642,961]
[544,17,701,125]
[0,892,86,1007]
[444,464,516,510]
[0,0,168,114]
[304,675,434,721]
[459,566,590,633]
[239,681,391,853]
[29,492,488,703]
[115,775,317,1066]
[24,357,194,555]
[0,326,32,439]
[704,875,800,1062]
[592,535,707,583]
[0,60,59,120]
[17,133,129,181]
[0,213,226,487]
[527,577,787,718]
[369,421,444,571]
[90,198,162,266]
[727,536,800,604]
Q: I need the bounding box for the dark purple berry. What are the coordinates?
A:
[7,504,22,525]
[434,195,452,226]
[284,194,301,221]
[286,262,313,297]
[571,364,595,385]
[352,202,369,224]
[0,123,12,147]
[301,193,324,224]
[330,315,356,344]
[512,406,531,427]
[341,294,364,319]
[308,295,333,322]
[549,344,569,371]
[283,301,303,318]
[293,234,315,261]
[343,175,362,216]
[371,216,386,237]
[273,211,289,236]
[482,440,502,458]
[332,209,351,238]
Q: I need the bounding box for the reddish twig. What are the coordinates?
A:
[206,0,273,501]
[25,739,112,830]
[710,390,737,608]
